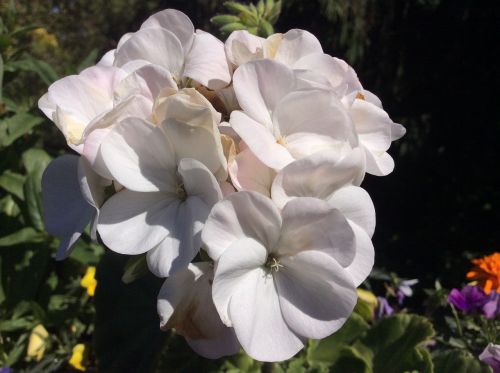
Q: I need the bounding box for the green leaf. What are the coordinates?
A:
[23,169,45,231]
[331,346,372,373]
[362,314,435,373]
[432,349,492,373]
[4,57,58,85]
[22,148,51,173]
[0,170,25,200]
[0,53,4,101]
[77,48,99,73]
[0,112,44,147]
[0,227,46,246]
[211,15,241,26]
[259,18,274,37]
[220,22,248,34]
[93,251,166,372]
[307,312,369,366]
[224,1,258,19]
[122,254,149,284]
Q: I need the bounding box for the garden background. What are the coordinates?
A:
[0,0,498,371]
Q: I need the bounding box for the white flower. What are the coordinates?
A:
[271,148,375,285]
[202,192,362,361]
[97,113,224,277]
[112,9,231,90]
[230,59,357,171]
[157,262,240,358]
[42,155,107,259]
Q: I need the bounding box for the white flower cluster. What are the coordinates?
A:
[40,9,405,362]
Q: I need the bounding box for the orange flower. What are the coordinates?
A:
[466,252,500,294]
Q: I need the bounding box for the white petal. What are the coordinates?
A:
[363,147,395,176]
[273,90,357,150]
[391,122,406,141]
[41,155,94,260]
[229,148,275,197]
[344,222,374,286]
[184,31,231,90]
[225,30,265,66]
[147,196,209,277]
[98,190,178,255]
[233,59,295,128]
[178,158,222,207]
[327,186,376,238]
[157,262,240,358]
[228,267,304,361]
[293,53,348,91]
[351,99,392,152]
[274,29,323,66]
[276,250,357,339]
[271,149,365,209]
[100,117,177,192]
[77,156,106,209]
[202,191,282,261]
[114,28,184,78]
[230,111,294,170]
[141,9,195,53]
[97,49,115,66]
[276,197,355,267]
[212,237,268,326]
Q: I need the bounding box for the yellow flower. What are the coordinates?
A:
[80,266,97,296]
[31,28,59,49]
[466,252,500,294]
[357,288,378,308]
[26,324,48,361]
[69,343,86,371]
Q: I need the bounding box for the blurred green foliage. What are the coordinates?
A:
[0,0,498,371]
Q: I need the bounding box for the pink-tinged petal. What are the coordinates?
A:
[202,191,282,261]
[100,117,177,193]
[274,29,323,66]
[41,155,94,260]
[343,222,374,286]
[98,190,178,255]
[158,262,241,358]
[225,30,265,66]
[276,197,355,267]
[228,267,305,361]
[212,237,268,326]
[233,59,295,129]
[147,196,210,277]
[229,148,275,197]
[184,31,231,90]
[327,185,376,238]
[351,98,392,151]
[276,250,357,339]
[114,28,184,78]
[271,149,365,209]
[293,53,348,91]
[391,122,406,141]
[141,9,195,52]
[230,111,294,170]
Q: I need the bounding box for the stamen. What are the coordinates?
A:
[277,136,286,146]
[176,183,187,201]
[355,92,365,100]
[265,255,283,272]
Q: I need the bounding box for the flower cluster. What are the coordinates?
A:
[40,9,405,361]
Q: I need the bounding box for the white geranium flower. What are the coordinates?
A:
[112,9,231,90]
[157,262,240,358]
[42,155,107,259]
[271,148,375,285]
[202,191,362,361]
[97,115,224,277]
[230,59,357,171]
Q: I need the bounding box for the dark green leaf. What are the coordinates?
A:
[0,227,46,246]
[433,349,492,373]
[5,57,58,85]
[22,148,51,173]
[0,170,25,200]
[0,112,44,147]
[77,48,99,73]
[122,254,148,284]
[23,170,44,231]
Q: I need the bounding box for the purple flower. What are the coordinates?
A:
[0,367,12,373]
[376,296,394,318]
[483,291,500,319]
[448,285,489,313]
[479,343,500,373]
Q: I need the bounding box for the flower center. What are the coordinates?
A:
[276,136,286,146]
[265,255,283,273]
[176,183,187,201]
